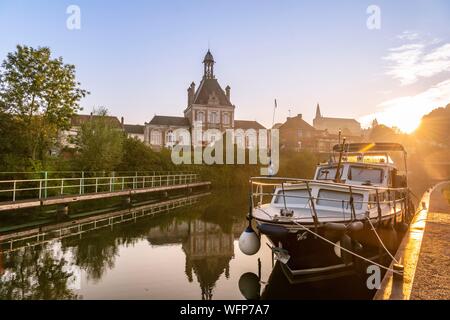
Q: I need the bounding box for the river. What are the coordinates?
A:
[0,190,395,300]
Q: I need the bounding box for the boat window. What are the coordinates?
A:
[274,189,310,205]
[317,189,364,210]
[348,166,383,184]
[316,167,343,180]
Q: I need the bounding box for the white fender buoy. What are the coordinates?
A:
[239,226,261,256]
[238,272,261,300]
[334,234,353,265]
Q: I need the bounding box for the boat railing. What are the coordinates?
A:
[254,191,407,207]
[250,176,411,224]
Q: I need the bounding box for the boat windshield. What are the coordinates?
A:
[316,166,343,180]
[348,166,384,184]
[274,189,310,205]
[316,189,364,210]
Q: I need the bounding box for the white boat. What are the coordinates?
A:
[239,142,415,276]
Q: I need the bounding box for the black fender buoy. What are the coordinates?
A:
[347,221,364,233]
[395,222,409,232]
[238,272,260,300]
[324,223,347,232]
[334,234,353,265]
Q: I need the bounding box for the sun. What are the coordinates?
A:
[396,115,421,134]
[372,104,425,134]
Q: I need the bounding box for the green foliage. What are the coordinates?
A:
[0,45,88,162]
[75,108,124,171]
[277,149,319,178]
[116,137,177,172]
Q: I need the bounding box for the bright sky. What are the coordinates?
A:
[0,0,449,133]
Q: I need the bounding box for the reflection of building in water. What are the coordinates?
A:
[146,218,245,300]
[182,220,234,300]
[146,220,190,245]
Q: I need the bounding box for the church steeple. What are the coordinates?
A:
[315,103,322,119]
[203,50,215,79]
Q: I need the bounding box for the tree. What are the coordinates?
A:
[117,137,175,172]
[75,108,124,171]
[0,45,88,162]
[369,124,400,142]
[414,103,450,147]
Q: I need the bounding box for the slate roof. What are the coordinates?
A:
[148,115,190,127]
[279,115,316,131]
[315,117,361,125]
[234,120,266,130]
[70,114,122,128]
[124,124,145,134]
[192,78,232,106]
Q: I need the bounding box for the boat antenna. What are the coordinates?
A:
[334,137,346,183]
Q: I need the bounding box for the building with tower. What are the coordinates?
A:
[313,103,362,137]
[144,50,265,150]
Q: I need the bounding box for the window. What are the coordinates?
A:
[348,166,383,184]
[223,113,230,124]
[196,111,205,122]
[150,130,162,145]
[316,167,343,180]
[274,189,310,205]
[209,112,218,124]
[317,189,364,210]
[166,130,174,143]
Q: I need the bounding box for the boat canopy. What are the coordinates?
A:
[333,142,405,153]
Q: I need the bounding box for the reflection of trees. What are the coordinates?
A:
[1,191,248,299]
[64,212,184,282]
[65,232,119,283]
[0,247,79,300]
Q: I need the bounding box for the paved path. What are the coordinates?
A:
[374,181,450,300]
[410,182,450,299]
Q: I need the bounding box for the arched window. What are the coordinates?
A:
[150,130,162,145]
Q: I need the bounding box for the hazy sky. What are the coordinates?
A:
[1,0,449,132]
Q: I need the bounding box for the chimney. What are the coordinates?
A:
[225,85,231,101]
[188,82,196,105]
[297,114,302,119]
[121,116,124,128]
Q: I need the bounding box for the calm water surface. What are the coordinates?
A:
[0,191,377,300]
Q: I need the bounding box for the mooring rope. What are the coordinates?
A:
[287,219,403,275]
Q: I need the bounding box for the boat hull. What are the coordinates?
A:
[254,215,401,275]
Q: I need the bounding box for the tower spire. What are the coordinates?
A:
[315,103,322,119]
[203,50,215,79]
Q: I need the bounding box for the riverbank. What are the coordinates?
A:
[374,181,450,300]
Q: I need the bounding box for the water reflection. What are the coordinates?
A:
[182,221,234,300]
[0,244,80,300]
[0,189,395,300]
[0,192,249,300]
